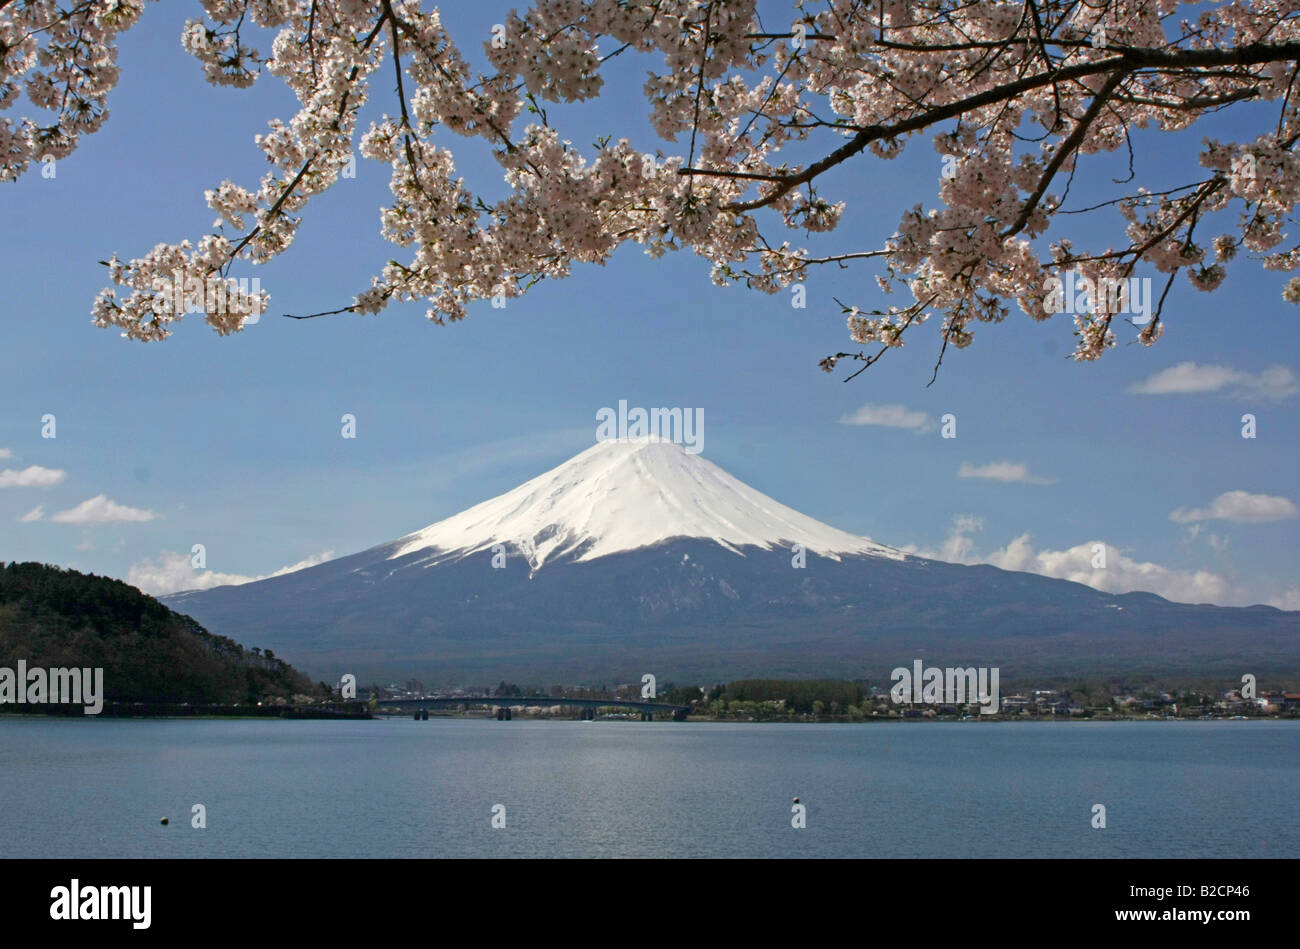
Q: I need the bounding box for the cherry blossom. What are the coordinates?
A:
[4,0,1300,375]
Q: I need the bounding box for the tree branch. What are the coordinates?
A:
[678,43,1300,213]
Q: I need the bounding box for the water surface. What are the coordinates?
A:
[1,718,1294,858]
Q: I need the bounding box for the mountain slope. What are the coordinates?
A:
[1,562,317,704]
[162,440,1300,684]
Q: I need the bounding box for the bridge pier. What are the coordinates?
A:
[495,707,504,721]
[504,707,512,720]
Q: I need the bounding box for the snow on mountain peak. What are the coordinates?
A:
[387,437,902,571]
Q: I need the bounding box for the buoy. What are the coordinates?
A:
[792,797,799,804]
[160,817,169,825]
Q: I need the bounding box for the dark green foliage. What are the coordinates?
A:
[660,683,704,706]
[0,562,314,705]
[722,678,864,713]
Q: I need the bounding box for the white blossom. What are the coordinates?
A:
[2,0,1298,364]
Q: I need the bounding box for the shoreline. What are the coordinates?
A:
[3,710,1296,723]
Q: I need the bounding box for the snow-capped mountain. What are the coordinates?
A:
[164,439,1300,684]
[387,438,900,571]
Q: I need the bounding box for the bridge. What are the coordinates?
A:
[374,695,691,721]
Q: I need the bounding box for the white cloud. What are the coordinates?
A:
[1239,365,1300,400]
[903,516,1235,605]
[263,551,335,579]
[128,552,253,595]
[1129,362,1298,400]
[958,461,1055,484]
[17,505,44,523]
[1268,589,1300,611]
[127,549,335,596]
[0,448,11,459]
[1129,362,1243,394]
[840,403,934,433]
[51,494,160,524]
[0,465,66,488]
[899,514,984,562]
[984,535,1233,605]
[1169,490,1297,524]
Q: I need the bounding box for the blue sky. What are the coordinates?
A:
[1,3,1297,609]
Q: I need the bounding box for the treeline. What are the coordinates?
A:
[0,562,321,706]
[708,679,865,714]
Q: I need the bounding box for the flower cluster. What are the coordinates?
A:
[3,0,1299,367]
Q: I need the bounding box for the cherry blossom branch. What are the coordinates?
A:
[2,0,1294,377]
[699,43,1300,212]
[1002,69,1130,238]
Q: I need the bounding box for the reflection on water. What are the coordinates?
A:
[0,718,1294,858]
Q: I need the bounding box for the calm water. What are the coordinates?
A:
[0,718,1295,858]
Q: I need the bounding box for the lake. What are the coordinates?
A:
[1,718,1295,858]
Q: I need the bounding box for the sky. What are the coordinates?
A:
[1,2,1298,611]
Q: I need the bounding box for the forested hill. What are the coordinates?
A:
[0,562,318,705]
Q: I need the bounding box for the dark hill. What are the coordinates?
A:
[0,562,317,706]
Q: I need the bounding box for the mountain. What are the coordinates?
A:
[1,562,318,705]
[162,439,1300,684]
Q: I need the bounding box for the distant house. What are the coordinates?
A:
[1260,691,1300,711]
